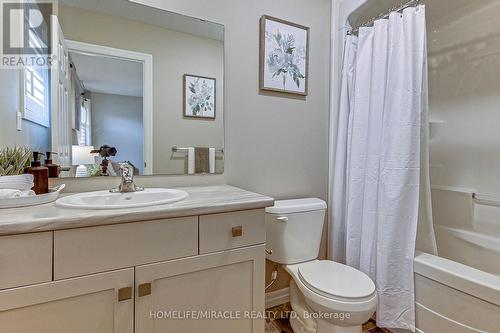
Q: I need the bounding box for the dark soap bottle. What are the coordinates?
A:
[44,152,61,178]
[25,152,49,194]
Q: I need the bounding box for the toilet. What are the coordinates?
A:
[266,198,377,333]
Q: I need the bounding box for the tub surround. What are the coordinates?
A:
[0,185,273,236]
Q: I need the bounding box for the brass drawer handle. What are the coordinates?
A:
[232,226,243,237]
[118,287,132,301]
[138,283,152,297]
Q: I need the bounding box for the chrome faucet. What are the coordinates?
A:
[110,162,144,193]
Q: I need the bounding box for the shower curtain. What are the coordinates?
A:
[331,5,433,330]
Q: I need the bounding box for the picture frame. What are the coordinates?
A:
[183,74,216,120]
[259,15,310,96]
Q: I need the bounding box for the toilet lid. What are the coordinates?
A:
[298,261,375,299]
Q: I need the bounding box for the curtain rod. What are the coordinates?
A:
[347,0,424,35]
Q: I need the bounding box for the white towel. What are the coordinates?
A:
[0,174,34,190]
[0,189,36,199]
[187,148,195,175]
[209,148,216,174]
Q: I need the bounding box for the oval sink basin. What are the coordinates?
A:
[56,188,189,210]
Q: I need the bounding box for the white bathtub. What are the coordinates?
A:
[434,224,500,275]
[414,252,500,333]
[430,186,500,275]
[413,187,500,332]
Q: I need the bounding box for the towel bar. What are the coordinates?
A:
[172,146,224,153]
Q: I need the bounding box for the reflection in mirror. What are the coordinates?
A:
[68,48,146,177]
[0,0,224,178]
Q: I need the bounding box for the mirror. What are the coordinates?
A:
[0,0,224,177]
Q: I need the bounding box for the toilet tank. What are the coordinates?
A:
[266,198,327,265]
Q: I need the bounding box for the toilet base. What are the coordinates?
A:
[290,316,316,333]
[291,315,363,333]
[288,279,366,333]
[317,319,362,333]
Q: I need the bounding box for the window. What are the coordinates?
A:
[22,11,49,127]
[80,98,91,146]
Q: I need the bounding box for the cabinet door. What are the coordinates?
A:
[0,268,134,333]
[136,245,265,333]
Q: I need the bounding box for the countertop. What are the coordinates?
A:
[0,185,274,236]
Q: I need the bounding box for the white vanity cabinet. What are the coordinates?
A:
[135,245,265,333]
[0,268,134,333]
[53,216,199,279]
[0,207,266,333]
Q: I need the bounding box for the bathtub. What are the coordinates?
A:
[434,224,500,275]
[414,217,500,332]
[412,187,500,332]
[430,186,500,275]
[413,252,500,333]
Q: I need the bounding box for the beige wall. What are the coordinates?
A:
[131,0,331,197]
[59,5,224,175]
[131,0,331,294]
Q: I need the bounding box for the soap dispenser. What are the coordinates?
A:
[25,152,49,194]
[44,152,61,178]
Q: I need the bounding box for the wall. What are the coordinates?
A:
[58,5,224,175]
[130,0,331,295]
[427,0,500,197]
[91,92,144,174]
[130,0,331,201]
[0,70,50,153]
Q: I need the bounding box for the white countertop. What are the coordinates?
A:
[0,185,274,236]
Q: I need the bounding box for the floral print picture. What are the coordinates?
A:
[260,16,309,96]
[183,74,216,119]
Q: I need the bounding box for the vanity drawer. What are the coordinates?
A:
[0,232,53,290]
[199,209,265,254]
[54,217,198,279]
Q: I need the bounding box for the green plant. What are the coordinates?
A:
[0,146,33,176]
[89,164,101,177]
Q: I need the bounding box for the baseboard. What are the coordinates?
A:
[265,287,290,309]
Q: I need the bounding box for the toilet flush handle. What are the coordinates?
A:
[276,216,288,222]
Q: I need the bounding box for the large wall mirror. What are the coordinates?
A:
[0,0,224,178]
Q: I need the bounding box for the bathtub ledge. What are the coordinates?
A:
[414,252,500,306]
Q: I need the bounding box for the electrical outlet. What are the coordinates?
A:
[16,112,22,131]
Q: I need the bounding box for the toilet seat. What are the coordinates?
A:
[297,260,376,301]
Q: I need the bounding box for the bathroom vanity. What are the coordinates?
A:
[0,185,273,333]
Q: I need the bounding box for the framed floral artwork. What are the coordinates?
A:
[183,74,216,119]
[259,15,309,96]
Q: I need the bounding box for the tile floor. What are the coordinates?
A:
[265,303,391,333]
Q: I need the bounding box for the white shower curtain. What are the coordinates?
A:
[331,5,430,330]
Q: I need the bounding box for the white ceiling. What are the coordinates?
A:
[59,0,224,41]
[70,52,143,97]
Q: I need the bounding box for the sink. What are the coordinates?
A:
[55,188,189,210]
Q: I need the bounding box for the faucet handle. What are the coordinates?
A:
[119,162,133,179]
[110,162,144,193]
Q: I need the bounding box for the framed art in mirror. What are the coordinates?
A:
[183,74,216,120]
